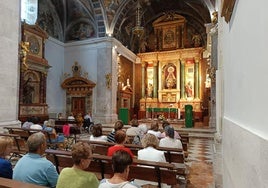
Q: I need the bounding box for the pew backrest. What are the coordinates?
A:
[45,149,179,187]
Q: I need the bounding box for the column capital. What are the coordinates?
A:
[194,57,200,63]
[141,61,146,67]
[153,61,158,67]
[180,59,186,64]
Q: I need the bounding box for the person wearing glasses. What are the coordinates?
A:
[56,142,99,188]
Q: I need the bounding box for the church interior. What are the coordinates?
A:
[0,0,268,187]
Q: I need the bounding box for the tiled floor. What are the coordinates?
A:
[186,138,214,188]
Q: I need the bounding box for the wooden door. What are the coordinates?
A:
[72,97,85,116]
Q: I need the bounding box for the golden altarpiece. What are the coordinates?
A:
[19,23,50,122]
[138,13,205,120]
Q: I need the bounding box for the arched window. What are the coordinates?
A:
[21,0,38,25]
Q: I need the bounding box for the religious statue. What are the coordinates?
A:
[165,66,176,89]
[147,83,153,98]
[20,41,30,71]
[105,73,112,89]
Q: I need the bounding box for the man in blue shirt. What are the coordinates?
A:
[13,132,58,188]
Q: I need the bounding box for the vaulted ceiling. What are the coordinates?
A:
[37,0,216,53]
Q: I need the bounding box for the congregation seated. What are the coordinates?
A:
[30,116,42,130]
[75,112,84,127]
[107,130,134,158]
[159,125,183,150]
[160,120,181,139]
[126,118,140,137]
[132,124,148,145]
[67,113,75,121]
[13,132,59,187]
[22,116,33,129]
[147,121,161,138]
[137,133,167,187]
[99,150,140,188]
[43,120,65,144]
[89,124,107,142]
[107,120,124,143]
[83,111,93,131]
[138,133,166,162]
[56,142,99,188]
[0,136,13,179]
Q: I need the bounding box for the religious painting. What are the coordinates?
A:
[185,62,194,98]
[23,71,40,104]
[162,27,176,49]
[162,63,177,90]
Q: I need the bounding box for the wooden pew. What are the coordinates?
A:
[0,133,28,159]
[4,127,64,149]
[45,149,179,188]
[0,177,46,188]
[83,140,187,178]
[54,124,81,143]
[4,127,32,140]
[84,140,185,162]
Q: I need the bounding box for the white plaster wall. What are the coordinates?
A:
[221,0,268,136]
[0,1,21,127]
[45,38,65,116]
[64,41,99,84]
[219,0,268,187]
[222,119,268,188]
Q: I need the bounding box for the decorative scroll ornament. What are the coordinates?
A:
[105,73,112,89]
[20,41,30,71]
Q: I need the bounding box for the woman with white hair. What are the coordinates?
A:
[132,124,148,145]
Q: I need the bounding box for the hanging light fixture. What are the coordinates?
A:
[132,0,144,38]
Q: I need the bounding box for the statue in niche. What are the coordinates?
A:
[147,83,153,98]
[165,66,176,89]
[185,81,193,97]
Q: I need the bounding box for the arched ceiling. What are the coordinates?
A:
[37,0,216,53]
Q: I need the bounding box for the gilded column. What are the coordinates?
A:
[141,62,146,98]
[180,59,185,99]
[194,58,200,99]
[153,61,158,98]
